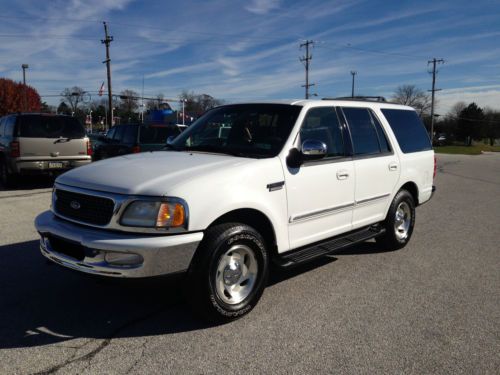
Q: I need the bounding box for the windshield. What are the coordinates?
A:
[170,104,301,158]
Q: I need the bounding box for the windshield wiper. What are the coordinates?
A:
[161,143,179,151]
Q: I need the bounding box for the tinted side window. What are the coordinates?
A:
[381,109,431,153]
[113,126,125,142]
[300,107,344,157]
[342,107,380,155]
[370,111,391,153]
[122,126,137,144]
[5,117,16,137]
[105,127,116,140]
[140,126,181,144]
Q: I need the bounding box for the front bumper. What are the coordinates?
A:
[35,210,203,278]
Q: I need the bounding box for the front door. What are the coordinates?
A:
[284,106,355,250]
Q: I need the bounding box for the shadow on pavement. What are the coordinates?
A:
[0,239,391,350]
[1,175,56,192]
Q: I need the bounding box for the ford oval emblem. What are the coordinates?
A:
[70,201,81,210]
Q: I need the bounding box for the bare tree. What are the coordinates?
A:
[447,101,467,119]
[61,86,86,113]
[119,89,139,113]
[392,85,432,116]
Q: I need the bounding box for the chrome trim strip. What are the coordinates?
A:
[290,202,355,223]
[52,182,189,234]
[289,193,391,223]
[355,193,391,205]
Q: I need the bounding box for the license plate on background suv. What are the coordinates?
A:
[48,162,64,169]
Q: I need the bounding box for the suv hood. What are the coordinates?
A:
[56,151,252,196]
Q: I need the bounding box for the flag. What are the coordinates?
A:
[98,82,105,96]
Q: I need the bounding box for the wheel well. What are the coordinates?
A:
[400,182,419,205]
[209,208,277,254]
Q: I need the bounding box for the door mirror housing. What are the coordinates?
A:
[301,139,327,159]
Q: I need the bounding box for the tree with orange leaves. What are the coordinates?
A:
[0,78,41,116]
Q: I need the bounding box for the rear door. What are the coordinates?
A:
[16,115,88,159]
[340,107,400,229]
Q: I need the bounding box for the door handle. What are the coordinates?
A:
[336,170,349,180]
[388,162,398,171]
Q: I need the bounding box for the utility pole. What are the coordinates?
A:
[21,64,29,111]
[350,70,357,98]
[101,22,114,130]
[428,58,444,142]
[300,40,315,99]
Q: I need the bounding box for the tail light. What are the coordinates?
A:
[86,139,93,156]
[10,141,20,158]
[131,145,141,153]
[433,155,437,179]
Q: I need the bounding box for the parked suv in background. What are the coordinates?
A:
[35,99,435,322]
[0,113,91,187]
[93,123,181,160]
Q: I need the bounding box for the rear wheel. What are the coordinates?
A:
[0,160,15,189]
[376,190,415,250]
[185,223,269,322]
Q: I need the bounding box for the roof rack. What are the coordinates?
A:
[322,96,387,102]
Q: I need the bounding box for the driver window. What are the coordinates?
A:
[300,107,344,157]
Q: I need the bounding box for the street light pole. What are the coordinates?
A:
[350,70,357,98]
[21,64,29,112]
[181,99,186,126]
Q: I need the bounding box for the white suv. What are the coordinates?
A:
[35,99,435,321]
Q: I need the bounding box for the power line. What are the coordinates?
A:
[300,40,315,99]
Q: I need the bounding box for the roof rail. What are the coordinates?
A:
[322,96,387,102]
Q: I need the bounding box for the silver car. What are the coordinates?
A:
[0,113,92,187]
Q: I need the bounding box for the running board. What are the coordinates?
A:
[276,225,385,268]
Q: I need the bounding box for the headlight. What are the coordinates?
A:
[121,199,187,229]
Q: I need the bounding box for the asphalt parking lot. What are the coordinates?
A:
[0,153,499,374]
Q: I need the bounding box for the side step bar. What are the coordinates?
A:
[275,224,385,268]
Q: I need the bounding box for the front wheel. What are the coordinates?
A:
[185,223,269,322]
[376,190,416,250]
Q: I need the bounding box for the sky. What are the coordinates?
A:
[0,0,499,113]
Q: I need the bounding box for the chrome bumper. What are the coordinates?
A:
[34,210,203,278]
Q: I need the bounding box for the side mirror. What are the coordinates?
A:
[301,139,327,159]
[286,139,327,169]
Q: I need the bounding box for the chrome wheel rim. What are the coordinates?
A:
[215,244,258,305]
[394,201,411,240]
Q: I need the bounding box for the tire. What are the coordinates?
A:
[185,223,269,323]
[376,190,416,250]
[0,160,15,189]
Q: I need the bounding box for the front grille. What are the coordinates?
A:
[55,189,115,226]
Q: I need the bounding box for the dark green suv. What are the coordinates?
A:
[92,123,181,161]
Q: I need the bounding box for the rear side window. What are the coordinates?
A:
[5,117,16,137]
[342,107,381,155]
[140,126,181,144]
[381,109,431,153]
[113,126,125,142]
[17,115,85,138]
[300,107,344,157]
